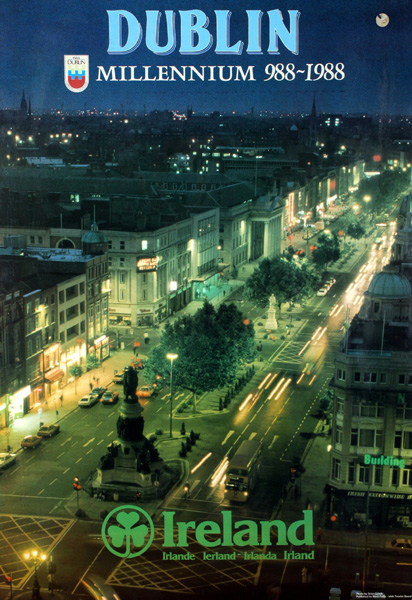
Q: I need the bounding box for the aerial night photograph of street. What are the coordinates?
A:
[1,1,412,599]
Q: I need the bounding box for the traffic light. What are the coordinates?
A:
[73,477,81,491]
[5,575,11,585]
[289,467,297,482]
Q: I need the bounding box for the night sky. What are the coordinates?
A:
[0,0,411,114]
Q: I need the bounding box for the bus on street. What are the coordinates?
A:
[224,439,263,502]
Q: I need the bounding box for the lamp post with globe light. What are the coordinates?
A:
[166,353,178,438]
[23,549,47,600]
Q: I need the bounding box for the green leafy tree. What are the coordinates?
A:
[244,257,319,312]
[347,221,366,241]
[69,365,82,394]
[144,301,255,413]
[312,232,341,270]
[86,354,100,371]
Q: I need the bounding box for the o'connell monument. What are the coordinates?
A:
[89,366,176,501]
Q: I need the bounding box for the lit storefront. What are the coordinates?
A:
[44,366,64,398]
[92,334,110,362]
[8,385,31,420]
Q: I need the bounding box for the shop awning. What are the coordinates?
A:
[44,368,64,383]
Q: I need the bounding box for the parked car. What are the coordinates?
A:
[101,391,119,405]
[317,288,328,296]
[327,278,337,286]
[113,372,124,384]
[0,452,17,470]
[137,385,155,398]
[90,387,107,400]
[79,394,99,408]
[384,538,412,555]
[21,435,42,449]
[37,424,60,438]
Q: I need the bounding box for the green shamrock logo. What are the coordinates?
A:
[101,505,154,558]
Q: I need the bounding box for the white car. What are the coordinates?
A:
[79,394,99,408]
[0,452,17,470]
[317,288,328,296]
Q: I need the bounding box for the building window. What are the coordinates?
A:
[337,398,344,414]
[38,236,43,244]
[142,240,148,250]
[380,373,387,384]
[120,272,126,284]
[350,429,358,446]
[335,425,343,445]
[59,291,64,303]
[394,430,402,449]
[142,273,147,284]
[143,290,147,300]
[332,458,341,481]
[374,465,383,485]
[337,369,346,381]
[108,241,113,249]
[392,469,399,486]
[403,431,412,449]
[354,372,361,382]
[30,235,35,243]
[399,374,406,384]
[80,282,85,295]
[120,257,125,267]
[120,241,125,250]
[359,429,374,447]
[359,465,370,484]
[374,302,380,313]
[59,311,65,324]
[396,401,412,420]
[348,462,355,484]
[401,468,412,486]
[364,372,377,383]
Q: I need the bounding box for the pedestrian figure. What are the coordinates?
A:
[316,526,322,542]
[144,332,149,345]
[301,566,308,584]
[89,382,93,391]
[55,409,59,416]
[96,378,100,386]
[60,394,63,407]
[223,290,226,297]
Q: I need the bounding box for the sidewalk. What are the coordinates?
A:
[0,348,145,453]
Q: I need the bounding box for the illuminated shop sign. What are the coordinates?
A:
[364,454,405,469]
[137,257,158,272]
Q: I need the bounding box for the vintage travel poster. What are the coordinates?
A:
[1,1,412,599]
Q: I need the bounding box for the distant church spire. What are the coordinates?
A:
[309,93,317,148]
[20,90,28,115]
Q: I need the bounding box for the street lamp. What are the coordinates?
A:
[166,353,178,438]
[24,548,47,600]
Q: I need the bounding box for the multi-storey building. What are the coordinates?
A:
[0,225,109,426]
[328,198,412,528]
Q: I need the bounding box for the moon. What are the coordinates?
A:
[376,13,389,27]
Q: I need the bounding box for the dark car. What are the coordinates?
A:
[90,387,107,400]
[101,391,119,405]
[37,424,60,438]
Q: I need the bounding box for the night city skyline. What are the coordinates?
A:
[1,0,412,114]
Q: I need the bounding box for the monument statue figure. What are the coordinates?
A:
[265,293,278,331]
[123,366,138,402]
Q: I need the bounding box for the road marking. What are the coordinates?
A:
[75,457,82,464]
[60,437,73,446]
[268,435,279,450]
[249,432,257,439]
[97,440,104,445]
[96,422,102,428]
[38,489,45,495]
[157,407,163,412]
[63,467,70,474]
[107,430,114,437]
[86,448,93,455]
[221,430,234,445]
[56,452,65,459]
[83,437,95,447]
[49,478,58,486]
